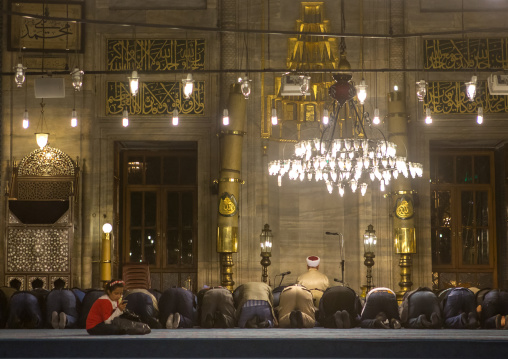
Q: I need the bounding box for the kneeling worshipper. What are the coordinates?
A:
[440,287,478,329]
[233,282,276,328]
[297,256,330,308]
[124,288,162,329]
[478,289,508,329]
[319,286,362,328]
[360,287,401,329]
[199,287,236,328]
[7,291,45,329]
[399,287,442,329]
[46,278,79,329]
[159,287,197,329]
[277,284,315,328]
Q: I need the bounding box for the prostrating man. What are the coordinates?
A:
[477,289,508,329]
[159,287,197,329]
[360,287,401,329]
[440,287,478,329]
[399,287,441,329]
[199,287,236,328]
[319,286,362,328]
[297,256,330,308]
[233,282,276,328]
[277,284,315,328]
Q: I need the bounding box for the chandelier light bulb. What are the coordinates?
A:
[240,74,251,98]
[71,68,84,91]
[466,75,477,101]
[23,110,29,129]
[477,106,483,125]
[14,63,26,87]
[172,109,179,126]
[425,107,433,124]
[222,108,229,126]
[394,85,398,91]
[372,108,380,125]
[182,73,194,99]
[71,109,78,127]
[356,79,368,104]
[416,80,427,102]
[322,109,329,125]
[122,109,129,127]
[128,70,140,96]
[271,108,278,125]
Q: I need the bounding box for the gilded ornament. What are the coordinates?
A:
[395,195,414,220]
[218,193,237,217]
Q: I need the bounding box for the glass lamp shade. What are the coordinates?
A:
[416,80,427,102]
[477,107,483,125]
[172,109,179,126]
[222,108,229,126]
[182,73,194,99]
[260,224,273,255]
[71,68,84,91]
[71,109,78,127]
[35,133,49,149]
[356,79,368,104]
[122,109,129,127]
[466,75,477,101]
[14,63,26,87]
[129,70,140,96]
[240,75,251,98]
[23,110,29,129]
[372,108,380,125]
[425,107,433,124]
[102,223,113,234]
[363,224,377,254]
[322,109,329,125]
[271,108,278,125]
[300,75,311,95]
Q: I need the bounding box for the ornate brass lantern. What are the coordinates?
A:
[259,224,273,283]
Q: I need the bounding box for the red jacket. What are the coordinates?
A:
[86,295,121,330]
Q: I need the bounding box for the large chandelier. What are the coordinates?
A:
[268,54,423,197]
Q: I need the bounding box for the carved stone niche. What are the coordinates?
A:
[5,147,79,288]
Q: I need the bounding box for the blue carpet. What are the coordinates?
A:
[0,329,507,358]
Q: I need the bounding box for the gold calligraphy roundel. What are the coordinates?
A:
[395,195,414,220]
[219,192,238,217]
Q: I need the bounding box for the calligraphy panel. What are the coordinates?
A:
[106,81,205,116]
[107,39,205,72]
[424,39,508,70]
[8,1,84,52]
[425,81,508,114]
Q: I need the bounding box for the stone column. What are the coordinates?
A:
[388,0,415,301]
[217,84,246,291]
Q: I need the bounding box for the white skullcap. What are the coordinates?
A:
[306,256,320,267]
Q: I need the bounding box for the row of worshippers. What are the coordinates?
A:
[1,256,507,330]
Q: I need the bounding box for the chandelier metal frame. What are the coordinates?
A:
[268,69,423,197]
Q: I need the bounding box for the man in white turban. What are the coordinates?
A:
[297,256,330,308]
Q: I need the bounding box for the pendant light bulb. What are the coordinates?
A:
[122,109,129,127]
[35,133,49,149]
[322,109,329,125]
[372,108,380,125]
[71,109,78,127]
[128,70,140,96]
[222,108,229,126]
[182,73,194,99]
[466,75,477,101]
[23,110,29,129]
[172,109,179,126]
[271,108,278,126]
[477,107,483,125]
[356,79,368,105]
[425,107,433,125]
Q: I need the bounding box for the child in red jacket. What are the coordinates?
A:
[86,280,128,335]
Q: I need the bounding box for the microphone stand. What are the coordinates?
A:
[326,231,345,286]
[278,273,288,287]
[334,260,345,286]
